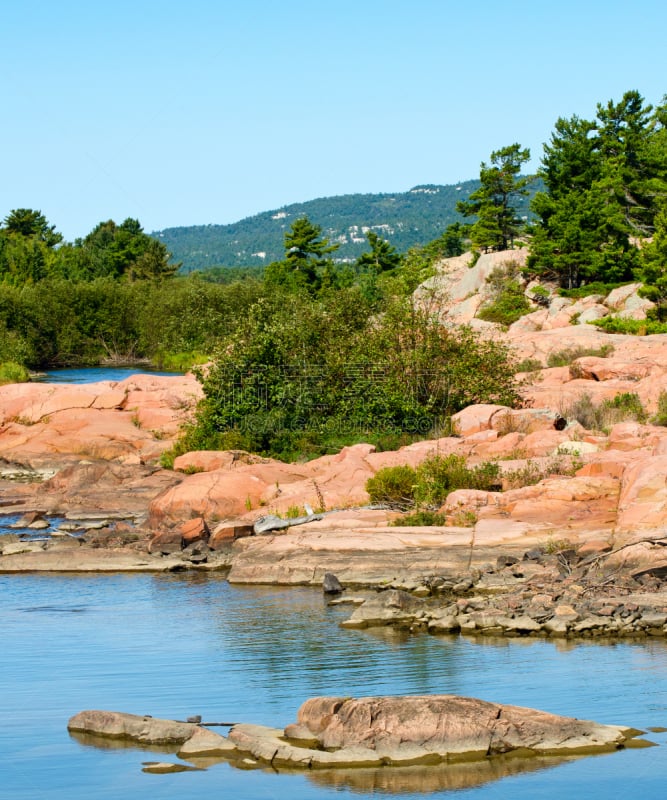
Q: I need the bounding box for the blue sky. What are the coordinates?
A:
[2,0,666,240]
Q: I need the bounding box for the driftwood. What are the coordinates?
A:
[253,504,390,535]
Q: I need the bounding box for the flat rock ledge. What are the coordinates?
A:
[68,696,645,772]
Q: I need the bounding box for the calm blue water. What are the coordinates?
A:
[1,570,666,800]
[35,367,183,384]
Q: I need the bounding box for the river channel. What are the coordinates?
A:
[2,568,667,800]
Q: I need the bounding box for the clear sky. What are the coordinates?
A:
[2,0,666,241]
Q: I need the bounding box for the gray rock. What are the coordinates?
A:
[322,572,343,594]
[340,590,423,629]
[498,615,543,634]
[177,726,237,757]
[68,710,197,744]
[637,612,667,630]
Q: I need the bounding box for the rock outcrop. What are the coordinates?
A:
[68,696,645,774]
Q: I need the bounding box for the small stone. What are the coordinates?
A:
[323,573,343,594]
[141,761,200,774]
[554,604,579,620]
[543,618,569,636]
[638,612,667,629]
[497,555,519,568]
[28,519,51,530]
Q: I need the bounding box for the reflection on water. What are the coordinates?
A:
[305,754,580,794]
[2,571,667,800]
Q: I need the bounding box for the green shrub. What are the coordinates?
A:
[477,285,532,326]
[651,391,667,426]
[546,344,614,367]
[560,391,647,431]
[503,456,581,489]
[514,357,543,373]
[0,361,30,385]
[605,392,647,423]
[366,465,417,508]
[187,289,520,461]
[392,510,447,527]
[477,264,532,326]
[592,316,667,335]
[530,285,551,306]
[558,281,631,299]
[414,453,501,508]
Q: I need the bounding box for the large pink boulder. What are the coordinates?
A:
[288,695,632,760]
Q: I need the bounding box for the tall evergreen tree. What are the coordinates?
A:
[265,217,338,292]
[529,91,667,288]
[0,209,62,283]
[356,231,402,274]
[456,144,533,252]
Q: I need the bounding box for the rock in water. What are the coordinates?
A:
[286,695,640,763]
[69,697,648,772]
[322,572,343,594]
[67,711,197,744]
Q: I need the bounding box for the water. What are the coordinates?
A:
[1,571,666,800]
[0,513,67,539]
[34,366,183,384]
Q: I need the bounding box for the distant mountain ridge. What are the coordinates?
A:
[153,179,539,271]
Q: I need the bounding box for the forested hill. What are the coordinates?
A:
[152,180,538,271]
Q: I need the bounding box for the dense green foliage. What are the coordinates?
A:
[183,288,520,461]
[591,315,667,335]
[457,144,533,252]
[0,275,263,368]
[0,212,178,285]
[355,231,403,274]
[154,181,539,271]
[528,91,667,288]
[366,465,418,507]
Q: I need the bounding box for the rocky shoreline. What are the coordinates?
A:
[3,508,667,642]
[4,252,667,644]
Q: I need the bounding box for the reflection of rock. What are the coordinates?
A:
[305,754,574,794]
[69,697,646,779]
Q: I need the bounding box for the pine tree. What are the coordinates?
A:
[456,144,533,252]
[265,217,338,292]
